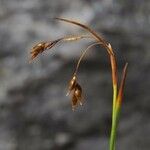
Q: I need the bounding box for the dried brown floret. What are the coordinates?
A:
[30,39,61,61]
[71,94,78,111]
[68,75,77,91]
[71,83,83,111]
[66,75,83,110]
[30,42,47,60]
[30,34,92,62]
[74,83,83,105]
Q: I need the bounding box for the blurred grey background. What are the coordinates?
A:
[0,0,150,150]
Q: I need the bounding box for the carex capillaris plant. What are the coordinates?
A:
[30,18,128,150]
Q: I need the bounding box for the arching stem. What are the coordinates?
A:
[74,42,101,75]
[55,18,120,150]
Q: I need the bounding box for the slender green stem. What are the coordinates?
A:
[109,116,117,150]
[112,85,117,122]
[109,106,120,150]
[109,63,128,150]
[109,85,117,150]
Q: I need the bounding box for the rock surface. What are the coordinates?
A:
[0,0,150,150]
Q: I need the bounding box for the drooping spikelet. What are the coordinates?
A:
[67,75,83,110]
[30,39,61,61]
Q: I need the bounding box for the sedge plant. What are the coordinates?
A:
[30,18,128,150]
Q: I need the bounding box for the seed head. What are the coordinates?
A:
[71,83,83,111]
[66,75,83,111]
[30,39,61,61]
[30,42,47,60]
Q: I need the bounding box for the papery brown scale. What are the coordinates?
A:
[71,83,83,110]
[66,75,77,96]
[68,76,77,91]
[74,83,82,100]
[30,42,46,60]
[72,93,78,110]
[30,39,62,60]
[33,42,46,53]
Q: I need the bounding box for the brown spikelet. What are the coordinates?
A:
[74,83,82,105]
[66,75,83,110]
[30,42,47,60]
[71,94,78,111]
[68,76,76,91]
[66,75,77,96]
[30,39,61,61]
[71,83,83,111]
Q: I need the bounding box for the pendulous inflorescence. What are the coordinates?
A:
[30,18,128,150]
[30,18,127,111]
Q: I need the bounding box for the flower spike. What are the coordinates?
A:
[30,39,61,61]
[66,75,83,110]
[71,82,83,111]
[30,34,93,62]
